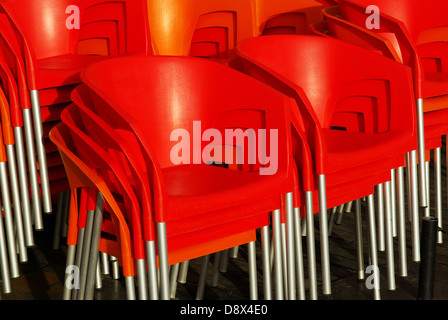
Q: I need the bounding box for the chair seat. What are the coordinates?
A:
[324,128,414,174]
[38,54,108,88]
[162,163,290,222]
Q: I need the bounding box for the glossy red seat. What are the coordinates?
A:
[237,35,418,297]
[0,0,151,214]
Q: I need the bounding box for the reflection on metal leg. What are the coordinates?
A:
[416,98,428,208]
[396,167,407,277]
[367,195,380,300]
[22,109,42,230]
[272,209,283,300]
[261,225,272,300]
[355,199,364,280]
[294,207,305,300]
[13,127,33,247]
[0,162,19,278]
[62,244,76,300]
[435,147,443,244]
[157,222,170,300]
[146,241,159,300]
[410,150,420,262]
[30,90,52,214]
[285,192,296,300]
[318,175,331,295]
[248,241,258,300]
[84,193,104,300]
[384,181,396,291]
[305,191,318,300]
[376,184,385,252]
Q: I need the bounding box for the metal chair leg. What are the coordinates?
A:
[305,191,318,300]
[384,181,396,291]
[396,166,408,277]
[30,90,52,214]
[367,194,381,300]
[318,174,331,295]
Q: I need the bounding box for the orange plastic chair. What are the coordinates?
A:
[251,0,324,36]
[79,55,302,300]
[237,35,418,298]
[147,0,253,67]
[0,0,152,214]
[337,0,448,258]
[60,103,149,299]
[49,122,137,300]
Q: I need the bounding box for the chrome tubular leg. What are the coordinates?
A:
[285,192,296,300]
[390,169,397,237]
[384,181,396,291]
[272,209,283,300]
[62,244,76,300]
[261,225,272,300]
[157,222,170,300]
[196,255,210,300]
[305,191,318,300]
[211,252,221,287]
[22,108,42,229]
[424,160,430,217]
[146,241,159,300]
[13,127,33,247]
[6,145,27,263]
[169,263,180,300]
[435,147,443,244]
[77,209,95,300]
[367,194,381,300]
[137,259,148,300]
[294,207,305,300]
[409,150,420,262]
[101,252,109,275]
[84,193,104,300]
[248,241,258,300]
[0,162,19,278]
[355,199,364,280]
[125,276,136,300]
[30,90,52,214]
[376,184,385,252]
[178,260,189,284]
[416,98,428,208]
[318,174,331,295]
[396,166,407,277]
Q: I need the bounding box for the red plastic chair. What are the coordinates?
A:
[0,0,152,214]
[237,35,418,298]
[49,122,137,300]
[79,55,302,300]
[321,4,445,270]
[60,104,150,300]
[337,0,448,244]
[251,0,324,36]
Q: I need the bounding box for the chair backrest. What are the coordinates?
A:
[146,0,253,58]
[60,104,146,258]
[0,0,151,59]
[340,0,448,45]
[49,122,135,276]
[69,86,155,242]
[338,0,444,96]
[81,55,290,170]
[251,0,323,36]
[237,35,416,172]
[323,6,402,63]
